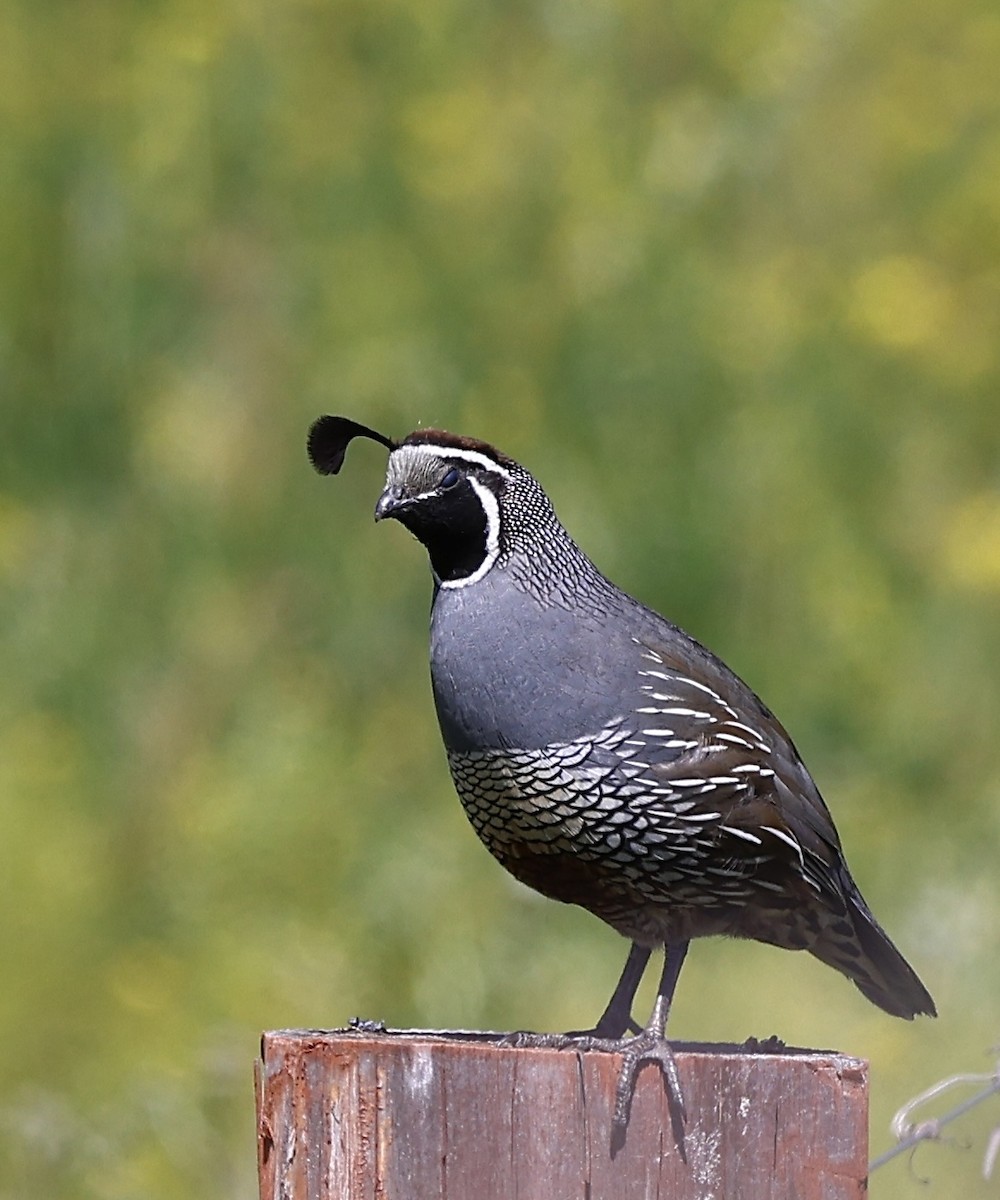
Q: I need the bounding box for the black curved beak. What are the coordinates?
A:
[374,486,407,522]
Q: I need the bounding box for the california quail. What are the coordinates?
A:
[308,415,936,1126]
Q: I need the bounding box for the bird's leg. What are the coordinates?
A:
[568,941,650,1038]
[501,941,690,1132]
[501,941,650,1049]
[502,941,689,1134]
[610,939,689,1128]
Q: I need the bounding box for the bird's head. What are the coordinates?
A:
[308,415,549,587]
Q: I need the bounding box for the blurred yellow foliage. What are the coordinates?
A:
[850,255,954,350]
[942,491,1000,592]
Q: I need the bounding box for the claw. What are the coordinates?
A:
[500,942,691,1139]
[612,1028,686,1128]
[496,1027,687,1131]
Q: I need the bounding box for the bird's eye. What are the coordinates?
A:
[440,467,461,489]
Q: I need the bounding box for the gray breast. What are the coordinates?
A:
[430,565,636,752]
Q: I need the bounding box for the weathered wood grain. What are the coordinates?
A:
[256,1029,868,1199]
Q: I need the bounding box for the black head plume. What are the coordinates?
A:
[307,415,398,475]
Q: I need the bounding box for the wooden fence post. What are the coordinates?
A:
[256,1029,868,1199]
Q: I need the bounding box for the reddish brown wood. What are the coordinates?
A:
[256,1029,868,1199]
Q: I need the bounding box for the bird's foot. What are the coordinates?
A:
[498,1027,684,1130]
[563,1017,642,1039]
[499,1009,640,1049]
[499,1029,593,1051]
[572,1014,643,1038]
[610,1027,686,1129]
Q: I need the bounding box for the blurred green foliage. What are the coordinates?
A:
[1,0,999,1196]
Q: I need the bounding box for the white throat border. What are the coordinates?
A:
[438,475,501,589]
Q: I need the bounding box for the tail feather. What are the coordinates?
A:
[811,883,936,1019]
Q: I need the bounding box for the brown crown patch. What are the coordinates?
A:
[401,428,514,466]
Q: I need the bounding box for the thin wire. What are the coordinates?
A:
[869,1065,1000,1174]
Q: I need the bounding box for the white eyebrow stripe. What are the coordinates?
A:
[395,443,513,480]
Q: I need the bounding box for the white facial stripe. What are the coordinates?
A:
[398,442,513,481]
[438,475,501,590]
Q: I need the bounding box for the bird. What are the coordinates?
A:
[307,414,936,1127]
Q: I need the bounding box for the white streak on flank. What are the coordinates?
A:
[638,670,676,683]
[634,643,664,663]
[722,826,763,845]
[641,728,677,737]
[438,476,501,590]
[658,706,712,720]
[672,676,724,702]
[714,732,755,750]
[720,720,770,749]
[635,706,667,715]
[761,825,805,868]
[399,442,513,481]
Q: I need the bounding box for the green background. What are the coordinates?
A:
[2,0,998,1196]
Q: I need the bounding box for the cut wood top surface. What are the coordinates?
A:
[257,1028,868,1200]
